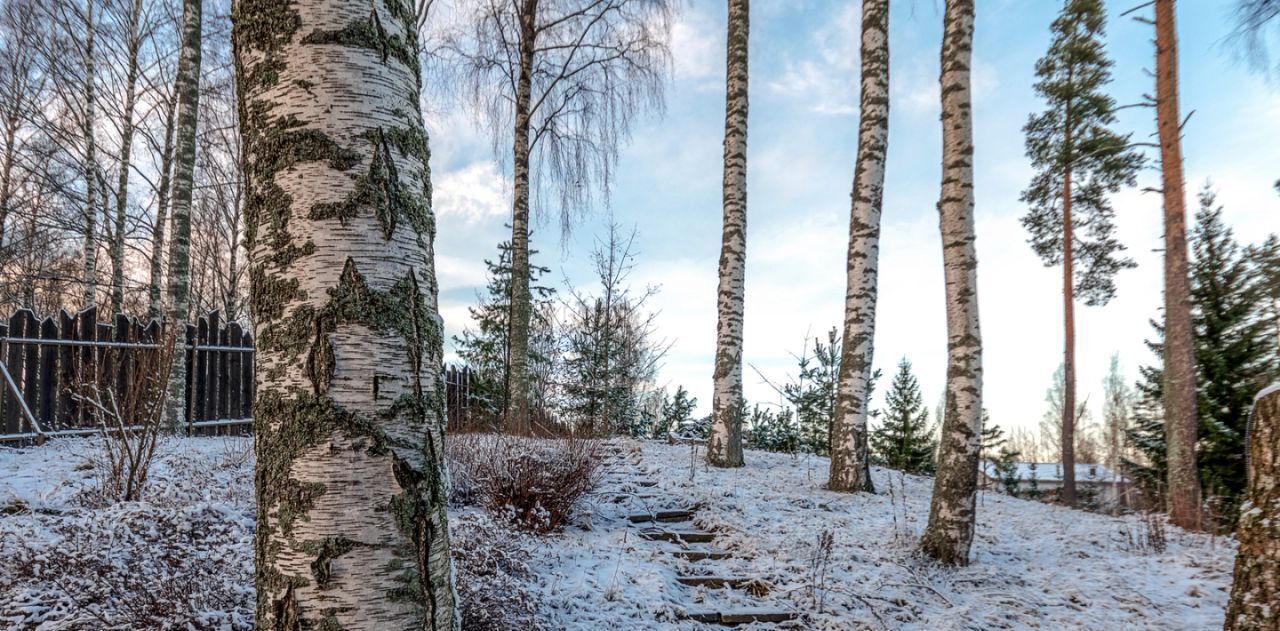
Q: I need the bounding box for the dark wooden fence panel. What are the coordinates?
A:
[0,307,481,442]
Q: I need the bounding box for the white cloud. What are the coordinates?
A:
[670,9,721,83]
[433,161,510,222]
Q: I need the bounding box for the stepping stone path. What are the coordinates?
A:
[596,441,798,627]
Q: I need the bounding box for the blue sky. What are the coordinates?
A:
[425,0,1278,436]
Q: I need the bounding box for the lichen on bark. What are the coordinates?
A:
[237,0,458,626]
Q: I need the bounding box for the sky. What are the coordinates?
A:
[424,0,1279,437]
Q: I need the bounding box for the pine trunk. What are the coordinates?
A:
[1224,384,1280,630]
[1154,0,1202,530]
[1062,156,1077,507]
[236,0,459,626]
[920,0,983,567]
[829,0,888,493]
[81,0,98,308]
[708,0,749,468]
[148,91,179,320]
[162,0,201,429]
[110,0,144,315]
[505,0,536,436]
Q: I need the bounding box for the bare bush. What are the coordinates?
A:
[1119,510,1169,555]
[446,433,600,533]
[451,511,546,631]
[72,331,176,503]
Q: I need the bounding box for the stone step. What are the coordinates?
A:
[675,576,752,589]
[677,608,798,625]
[628,509,694,524]
[639,528,715,544]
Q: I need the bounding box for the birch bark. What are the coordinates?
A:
[1224,384,1280,630]
[505,0,536,436]
[236,0,458,625]
[828,0,888,493]
[707,0,748,468]
[920,0,984,567]
[162,0,201,429]
[148,91,178,320]
[1154,0,1202,531]
[109,0,144,314]
[81,0,98,308]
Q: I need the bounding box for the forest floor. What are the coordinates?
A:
[0,436,1236,630]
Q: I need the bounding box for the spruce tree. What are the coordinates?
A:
[1127,187,1279,525]
[453,241,556,420]
[1020,0,1144,506]
[871,358,935,474]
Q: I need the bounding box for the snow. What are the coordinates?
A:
[0,436,1237,629]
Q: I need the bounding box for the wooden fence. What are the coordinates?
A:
[0,306,480,442]
[0,307,252,441]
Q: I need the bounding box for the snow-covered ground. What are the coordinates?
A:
[0,437,1236,630]
[536,440,1235,629]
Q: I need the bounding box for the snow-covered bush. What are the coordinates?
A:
[446,433,600,532]
[451,510,546,630]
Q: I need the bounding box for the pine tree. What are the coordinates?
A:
[1127,187,1279,525]
[1224,384,1280,630]
[653,386,698,439]
[1021,0,1143,507]
[871,358,935,474]
[453,240,555,420]
[776,328,843,456]
[1250,234,1280,360]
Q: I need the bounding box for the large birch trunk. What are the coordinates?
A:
[505,0,536,436]
[110,0,144,315]
[707,0,748,468]
[1224,384,1280,630]
[162,0,201,429]
[828,0,888,494]
[236,0,459,626]
[1154,0,1202,531]
[81,0,98,309]
[148,91,179,320]
[920,0,983,567]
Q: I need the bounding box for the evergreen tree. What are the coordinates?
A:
[744,404,800,453]
[1127,186,1279,525]
[453,240,556,420]
[1020,0,1144,506]
[652,386,698,439]
[1250,234,1280,361]
[776,328,843,456]
[871,358,935,474]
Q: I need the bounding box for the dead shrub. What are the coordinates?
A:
[72,331,176,504]
[451,511,546,630]
[1119,510,1168,554]
[446,433,601,533]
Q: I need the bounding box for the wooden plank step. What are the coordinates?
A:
[628,510,694,523]
[676,576,751,589]
[639,529,715,543]
[670,548,731,561]
[677,609,798,625]
[634,480,658,487]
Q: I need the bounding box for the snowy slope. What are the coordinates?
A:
[0,437,1235,630]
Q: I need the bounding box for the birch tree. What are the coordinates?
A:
[707,0,748,468]
[444,0,672,435]
[920,0,984,567]
[106,0,146,314]
[81,0,99,307]
[828,0,888,492]
[236,0,458,625]
[1224,383,1280,630]
[162,0,199,428]
[1020,0,1142,506]
[1153,0,1202,530]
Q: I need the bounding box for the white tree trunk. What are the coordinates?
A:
[162,0,201,430]
[708,0,749,468]
[81,0,98,309]
[148,90,178,320]
[828,0,888,494]
[110,0,144,315]
[1224,384,1280,630]
[236,0,459,626]
[920,0,984,567]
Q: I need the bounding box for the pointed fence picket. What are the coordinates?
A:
[0,307,478,442]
